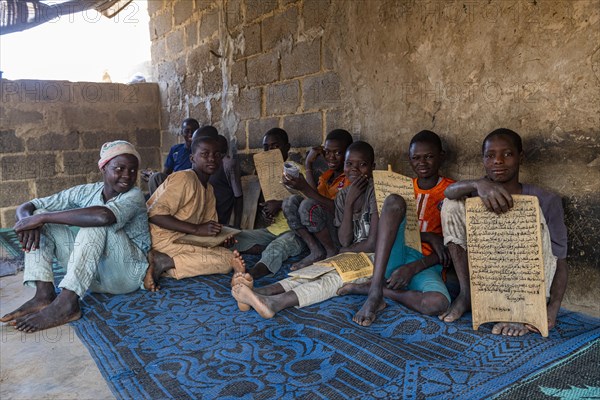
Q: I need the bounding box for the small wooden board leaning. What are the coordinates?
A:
[240,175,261,230]
[465,195,548,337]
[253,149,289,201]
[372,165,422,252]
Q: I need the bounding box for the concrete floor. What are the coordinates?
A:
[0,271,598,400]
[0,272,114,400]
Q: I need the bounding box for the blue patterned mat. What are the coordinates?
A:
[68,255,600,400]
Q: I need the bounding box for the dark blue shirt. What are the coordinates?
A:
[165,143,191,172]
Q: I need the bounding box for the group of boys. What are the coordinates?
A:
[1,124,567,339]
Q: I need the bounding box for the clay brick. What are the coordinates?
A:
[202,66,223,96]
[63,106,110,131]
[36,177,86,198]
[266,81,300,116]
[322,42,334,70]
[183,70,200,95]
[245,0,278,22]
[190,101,210,125]
[185,20,199,47]
[0,130,24,153]
[235,23,261,60]
[281,39,320,79]
[135,129,161,148]
[151,39,166,66]
[81,132,129,150]
[283,112,323,147]
[161,132,179,155]
[27,132,79,152]
[1,207,18,228]
[231,60,246,87]
[187,40,219,73]
[0,181,31,208]
[116,107,158,129]
[326,109,350,134]
[247,52,279,86]
[153,11,172,38]
[157,60,176,82]
[63,150,100,176]
[166,28,185,57]
[302,72,341,110]
[210,97,223,124]
[1,154,56,181]
[261,6,298,51]
[199,8,219,41]
[195,0,213,12]
[147,0,164,16]
[225,0,242,31]
[130,83,159,104]
[174,0,194,26]
[136,147,162,170]
[233,87,261,120]
[303,0,331,30]
[234,121,247,150]
[7,109,43,125]
[248,117,279,148]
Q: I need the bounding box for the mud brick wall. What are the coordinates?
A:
[148,0,599,308]
[0,80,161,227]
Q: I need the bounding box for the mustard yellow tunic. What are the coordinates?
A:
[147,170,233,279]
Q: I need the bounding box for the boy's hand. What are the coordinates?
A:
[347,175,369,204]
[14,214,45,252]
[17,228,41,252]
[476,178,513,214]
[387,264,416,290]
[141,168,154,183]
[421,232,450,267]
[195,221,222,236]
[261,200,282,219]
[306,146,323,165]
[282,173,308,191]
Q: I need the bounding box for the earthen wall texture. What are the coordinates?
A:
[148,0,599,307]
[0,80,161,226]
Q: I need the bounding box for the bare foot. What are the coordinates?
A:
[231,272,254,288]
[491,322,529,336]
[144,250,175,291]
[439,293,470,323]
[290,251,325,271]
[231,284,275,319]
[0,284,56,323]
[231,273,254,312]
[337,280,371,296]
[231,250,246,274]
[143,265,159,292]
[14,290,82,333]
[353,296,387,327]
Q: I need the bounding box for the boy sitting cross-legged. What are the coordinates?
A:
[339,130,454,326]
[230,141,379,318]
[229,128,306,280]
[144,136,245,291]
[281,129,353,270]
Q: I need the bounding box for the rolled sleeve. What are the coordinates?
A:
[104,188,148,231]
